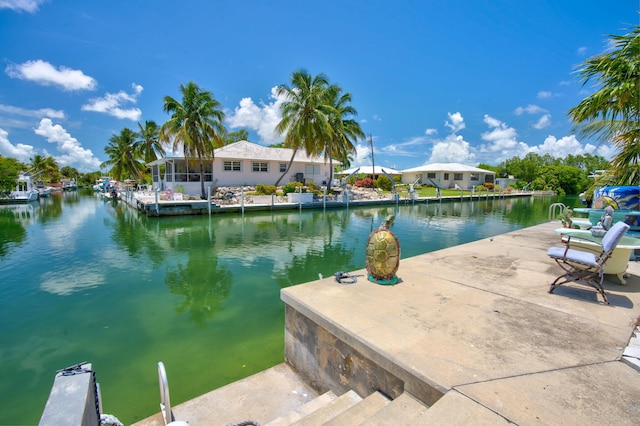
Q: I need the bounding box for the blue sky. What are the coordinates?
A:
[0,0,637,173]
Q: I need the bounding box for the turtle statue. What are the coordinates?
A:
[366,215,400,285]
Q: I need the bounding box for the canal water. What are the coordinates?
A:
[0,190,576,424]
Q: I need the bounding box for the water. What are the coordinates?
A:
[0,190,575,424]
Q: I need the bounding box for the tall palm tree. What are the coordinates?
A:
[102,127,145,181]
[274,70,333,186]
[568,25,640,185]
[324,84,364,186]
[136,120,165,164]
[160,81,225,198]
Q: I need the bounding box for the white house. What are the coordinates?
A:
[401,163,495,190]
[146,140,334,193]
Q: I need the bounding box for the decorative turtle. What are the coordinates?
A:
[366,215,400,285]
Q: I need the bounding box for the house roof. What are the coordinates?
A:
[402,163,495,174]
[336,166,402,176]
[146,140,329,166]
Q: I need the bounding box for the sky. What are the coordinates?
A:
[0,0,638,173]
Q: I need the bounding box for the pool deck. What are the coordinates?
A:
[134,221,640,425]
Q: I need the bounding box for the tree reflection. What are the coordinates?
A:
[0,207,27,257]
[165,250,231,328]
[105,200,167,266]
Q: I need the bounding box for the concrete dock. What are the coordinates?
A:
[134,221,640,425]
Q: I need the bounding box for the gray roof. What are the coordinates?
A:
[146,140,329,167]
[402,163,495,174]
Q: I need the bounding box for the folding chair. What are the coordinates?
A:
[547,221,630,304]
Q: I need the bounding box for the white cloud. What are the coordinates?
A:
[226,86,285,144]
[577,46,587,56]
[378,136,428,157]
[514,104,547,115]
[34,118,102,172]
[529,134,611,159]
[81,83,143,120]
[537,91,553,99]
[428,134,476,164]
[5,60,96,91]
[351,142,373,167]
[0,127,36,162]
[0,0,46,13]
[0,104,65,120]
[444,112,465,133]
[478,115,530,162]
[424,128,437,136]
[533,114,551,129]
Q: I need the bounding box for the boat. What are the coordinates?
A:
[34,180,53,197]
[8,172,39,203]
[93,176,114,192]
[61,178,78,191]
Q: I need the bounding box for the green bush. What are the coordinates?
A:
[374,176,393,191]
[283,182,305,194]
[256,184,277,195]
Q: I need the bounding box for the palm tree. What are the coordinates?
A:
[136,120,165,164]
[274,70,333,186]
[568,25,640,185]
[30,155,59,182]
[160,81,225,198]
[102,127,145,181]
[324,84,364,186]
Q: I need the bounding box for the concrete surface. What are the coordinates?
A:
[281,221,640,425]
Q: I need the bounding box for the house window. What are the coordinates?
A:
[224,161,241,171]
[454,173,463,180]
[252,162,268,172]
[280,163,287,173]
[427,172,436,179]
[305,164,320,174]
[443,173,449,180]
[470,173,479,181]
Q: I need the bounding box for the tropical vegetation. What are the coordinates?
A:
[159,81,226,199]
[275,69,363,186]
[568,25,640,186]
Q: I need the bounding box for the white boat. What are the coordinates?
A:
[61,178,78,191]
[9,172,39,202]
[35,180,53,197]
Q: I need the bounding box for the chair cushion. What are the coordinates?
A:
[548,247,598,267]
[601,221,630,252]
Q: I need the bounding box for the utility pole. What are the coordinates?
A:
[369,134,375,181]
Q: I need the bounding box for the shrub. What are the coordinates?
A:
[375,176,393,191]
[283,182,305,194]
[307,181,319,191]
[355,177,374,188]
[256,184,277,195]
[483,182,495,190]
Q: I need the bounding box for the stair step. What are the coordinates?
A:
[358,392,429,425]
[289,390,362,426]
[265,391,338,426]
[323,391,391,426]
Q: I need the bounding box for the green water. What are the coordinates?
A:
[0,190,576,424]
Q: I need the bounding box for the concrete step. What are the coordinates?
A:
[265,391,338,426]
[358,392,429,425]
[323,391,390,426]
[289,390,362,426]
[132,363,320,426]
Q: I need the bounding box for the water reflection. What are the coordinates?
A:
[0,191,577,425]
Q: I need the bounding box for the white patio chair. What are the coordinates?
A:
[547,221,630,304]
